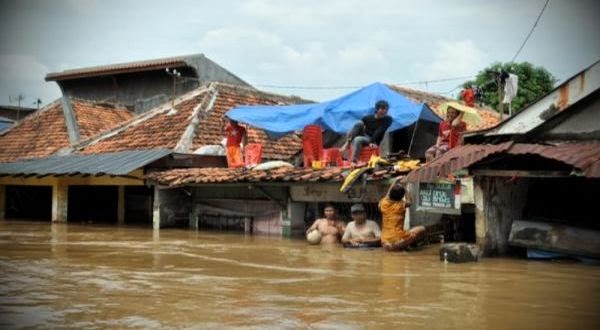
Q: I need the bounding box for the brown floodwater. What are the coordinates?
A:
[0,221,598,329]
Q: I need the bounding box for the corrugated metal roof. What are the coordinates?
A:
[407,142,600,182]
[45,54,199,81]
[509,142,600,177]
[0,149,172,176]
[407,142,512,182]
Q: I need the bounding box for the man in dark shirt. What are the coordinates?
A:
[340,100,392,163]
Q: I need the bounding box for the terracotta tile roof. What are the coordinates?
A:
[147,164,406,187]
[191,83,306,160]
[0,101,70,163]
[78,83,309,160]
[72,100,134,139]
[0,99,136,163]
[78,93,208,154]
[388,84,501,131]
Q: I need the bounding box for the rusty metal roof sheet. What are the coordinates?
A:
[508,142,600,178]
[407,141,600,182]
[407,142,512,182]
[45,54,198,81]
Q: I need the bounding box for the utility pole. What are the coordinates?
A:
[497,76,505,120]
[9,93,25,121]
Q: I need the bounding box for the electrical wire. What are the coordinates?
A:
[254,75,475,90]
[511,0,550,62]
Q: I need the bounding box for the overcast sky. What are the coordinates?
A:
[0,0,598,107]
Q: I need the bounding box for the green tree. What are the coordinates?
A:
[463,62,556,114]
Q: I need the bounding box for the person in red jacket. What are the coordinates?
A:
[223,117,247,167]
[461,87,475,107]
[425,105,466,162]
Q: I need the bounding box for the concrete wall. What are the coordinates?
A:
[155,188,192,228]
[189,199,283,235]
[543,95,600,139]
[60,69,199,113]
[474,176,529,256]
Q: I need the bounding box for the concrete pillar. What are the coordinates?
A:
[474,176,529,256]
[152,187,161,230]
[117,186,125,225]
[52,182,68,222]
[0,185,5,220]
[474,178,488,251]
[287,200,306,237]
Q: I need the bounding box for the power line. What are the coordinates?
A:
[254,75,476,90]
[511,0,550,62]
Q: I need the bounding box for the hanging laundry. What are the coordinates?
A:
[503,73,519,104]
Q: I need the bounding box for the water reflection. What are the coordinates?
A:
[0,220,598,329]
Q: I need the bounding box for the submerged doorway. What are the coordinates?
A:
[5,185,52,220]
[68,186,118,223]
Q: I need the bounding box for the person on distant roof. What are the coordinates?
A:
[223,117,247,167]
[339,100,392,165]
[425,105,466,162]
[460,86,475,107]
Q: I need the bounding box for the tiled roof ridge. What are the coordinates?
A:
[46,53,202,81]
[73,84,214,152]
[388,84,453,101]
[212,81,313,104]
[174,84,219,152]
[0,98,62,137]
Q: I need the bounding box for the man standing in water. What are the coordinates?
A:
[306,204,346,244]
[341,204,381,247]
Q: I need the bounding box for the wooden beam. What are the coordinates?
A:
[0,185,5,220]
[471,169,573,178]
[117,186,125,225]
[0,174,143,186]
[251,185,286,209]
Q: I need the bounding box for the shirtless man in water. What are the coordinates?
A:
[306,204,346,244]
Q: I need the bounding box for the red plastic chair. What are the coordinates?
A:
[244,143,263,167]
[358,146,379,162]
[302,125,323,167]
[322,148,343,167]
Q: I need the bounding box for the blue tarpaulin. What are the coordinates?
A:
[226,82,442,138]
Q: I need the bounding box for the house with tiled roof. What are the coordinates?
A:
[0,80,317,232]
[0,105,37,121]
[46,54,251,113]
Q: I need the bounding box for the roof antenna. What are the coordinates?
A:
[165,68,182,113]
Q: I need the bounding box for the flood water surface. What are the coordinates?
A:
[0,221,598,329]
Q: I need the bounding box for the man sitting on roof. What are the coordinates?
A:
[425,104,466,162]
[340,100,392,165]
